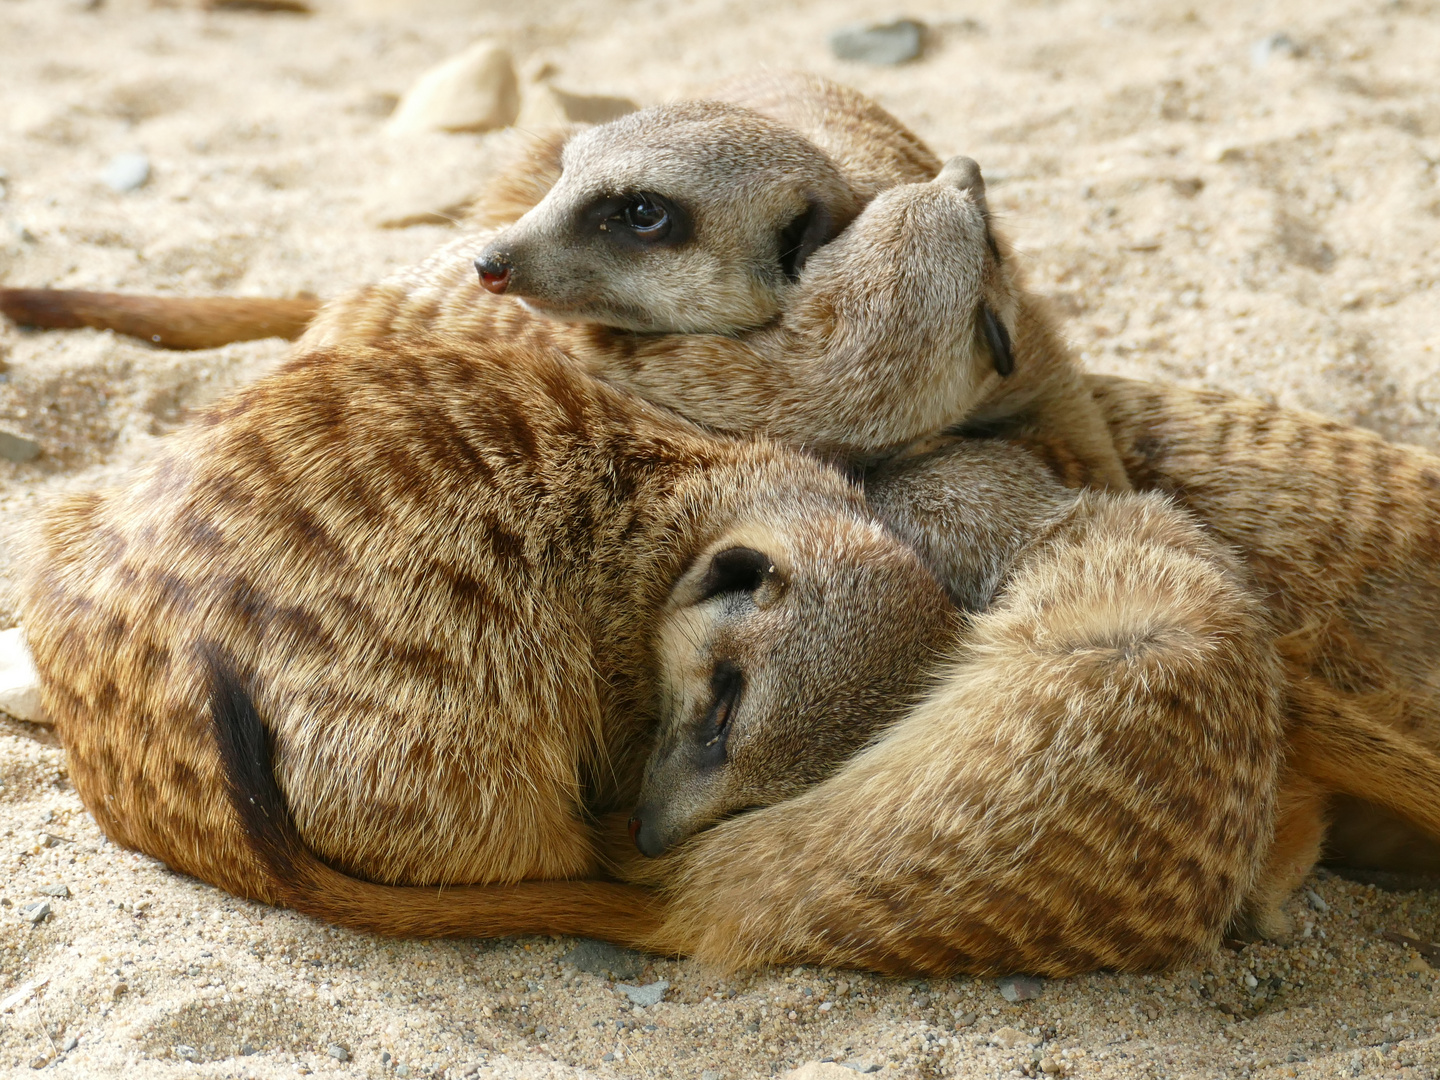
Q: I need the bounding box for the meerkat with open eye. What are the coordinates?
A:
[0,76,1128,483]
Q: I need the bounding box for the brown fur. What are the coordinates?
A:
[16,74,1440,970]
[23,332,958,946]
[627,440,1284,974]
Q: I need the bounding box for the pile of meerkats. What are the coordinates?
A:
[8,72,1440,978]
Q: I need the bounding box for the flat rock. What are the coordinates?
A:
[616,979,668,1007]
[0,627,47,723]
[829,19,925,65]
[559,939,645,979]
[0,429,40,464]
[19,901,49,924]
[998,973,1044,1002]
[102,152,151,193]
[387,40,519,135]
[38,884,69,898]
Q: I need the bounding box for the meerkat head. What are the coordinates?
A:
[629,513,956,857]
[473,101,862,334]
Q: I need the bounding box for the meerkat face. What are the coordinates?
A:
[474,101,861,335]
[630,515,956,857]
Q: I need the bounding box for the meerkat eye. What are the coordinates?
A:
[590,192,690,246]
[622,196,669,235]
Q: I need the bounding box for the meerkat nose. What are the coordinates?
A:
[474,253,513,294]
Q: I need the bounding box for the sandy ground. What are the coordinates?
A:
[2,0,1440,1076]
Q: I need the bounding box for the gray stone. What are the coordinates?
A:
[1251,33,1300,68]
[0,430,40,464]
[559,939,645,979]
[239,1041,258,1056]
[19,901,49,925]
[829,19,925,65]
[60,1037,77,1053]
[997,974,1044,1002]
[39,884,70,898]
[175,1045,199,1062]
[1305,889,1329,914]
[102,153,151,193]
[326,1043,350,1062]
[616,979,668,1007]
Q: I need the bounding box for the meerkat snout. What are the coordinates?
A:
[475,253,513,294]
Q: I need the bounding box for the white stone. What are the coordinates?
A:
[387,40,519,136]
[0,627,47,724]
[781,1064,859,1080]
[102,152,151,193]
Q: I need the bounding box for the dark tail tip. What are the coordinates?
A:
[206,651,299,881]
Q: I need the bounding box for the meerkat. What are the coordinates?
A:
[628,437,1440,940]
[23,332,958,938]
[0,76,1130,484]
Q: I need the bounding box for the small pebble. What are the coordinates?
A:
[111,981,128,1000]
[1039,1058,1062,1075]
[991,1026,1033,1049]
[102,152,151,193]
[175,1044,199,1061]
[1250,32,1300,68]
[617,979,669,1007]
[240,1041,258,1056]
[1244,971,1259,990]
[997,974,1044,1002]
[326,1043,350,1062]
[61,1037,77,1052]
[559,939,645,979]
[19,901,50,925]
[39,884,70,898]
[0,431,40,465]
[829,19,925,65]
[1306,889,1329,914]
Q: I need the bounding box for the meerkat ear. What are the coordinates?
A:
[777,199,837,282]
[980,303,1015,378]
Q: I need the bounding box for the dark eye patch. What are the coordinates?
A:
[585,191,692,248]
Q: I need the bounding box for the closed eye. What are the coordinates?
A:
[701,661,744,754]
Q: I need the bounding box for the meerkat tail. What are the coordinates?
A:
[207,660,664,946]
[0,289,320,350]
[1284,670,1440,843]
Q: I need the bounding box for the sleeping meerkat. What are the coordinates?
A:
[628,438,1440,956]
[23,332,957,937]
